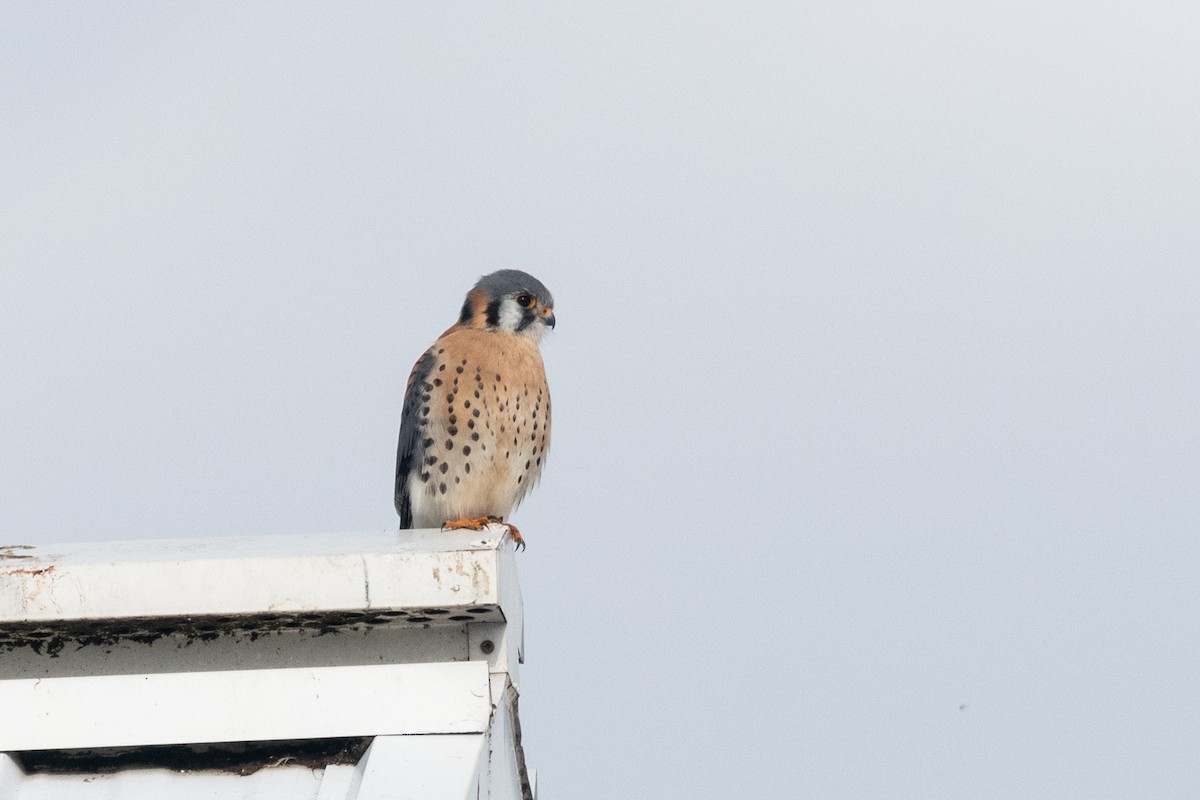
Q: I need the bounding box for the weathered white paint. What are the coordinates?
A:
[314,764,363,800]
[487,682,526,800]
[355,734,488,800]
[0,527,517,622]
[0,528,535,799]
[0,756,22,798]
[0,662,491,751]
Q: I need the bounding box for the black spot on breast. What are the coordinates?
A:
[423,438,434,448]
[445,439,453,450]
[439,462,448,474]
[462,445,471,456]
[420,472,431,482]
[439,482,447,494]
[426,455,438,466]
[433,378,442,386]
[449,426,458,435]
[456,366,464,374]
[471,432,479,441]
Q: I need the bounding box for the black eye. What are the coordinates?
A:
[516,293,535,308]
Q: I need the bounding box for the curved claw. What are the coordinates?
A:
[442,517,526,551]
[506,523,526,552]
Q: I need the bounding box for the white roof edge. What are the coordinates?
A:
[0,527,519,623]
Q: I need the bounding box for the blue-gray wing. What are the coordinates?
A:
[395,349,437,528]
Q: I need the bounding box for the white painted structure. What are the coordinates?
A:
[0,528,536,799]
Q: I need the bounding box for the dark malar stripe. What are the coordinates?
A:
[516,314,536,332]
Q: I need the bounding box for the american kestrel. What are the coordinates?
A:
[394,270,555,549]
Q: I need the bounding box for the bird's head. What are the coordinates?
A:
[458,270,556,342]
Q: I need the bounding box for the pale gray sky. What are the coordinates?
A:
[3,3,1199,798]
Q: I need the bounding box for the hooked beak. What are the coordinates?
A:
[541,307,556,329]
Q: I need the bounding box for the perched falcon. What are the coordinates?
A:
[394,270,555,548]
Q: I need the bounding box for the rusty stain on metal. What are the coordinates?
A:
[471,560,491,597]
[5,565,55,578]
[0,545,37,561]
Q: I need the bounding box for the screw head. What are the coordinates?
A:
[480,639,495,655]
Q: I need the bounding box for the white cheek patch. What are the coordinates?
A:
[497,299,524,332]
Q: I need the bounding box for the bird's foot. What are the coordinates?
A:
[441,516,525,551]
[441,516,496,532]
[506,523,526,552]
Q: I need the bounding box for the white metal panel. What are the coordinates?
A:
[0,527,536,798]
[0,662,491,751]
[0,755,22,797]
[487,685,523,800]
[354,735,487,800]
[315,764,363,800]
[0,528,514,623]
